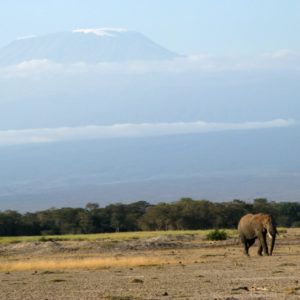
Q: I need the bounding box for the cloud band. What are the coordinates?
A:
[0,119,295,147]
[1,49,300,79]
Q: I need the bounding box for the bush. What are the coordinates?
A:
[131,278,144,283]
[205,229,227,241]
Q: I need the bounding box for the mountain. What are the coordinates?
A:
[0,126,299,212]
[0,28,180,66]
[0,29,299,211]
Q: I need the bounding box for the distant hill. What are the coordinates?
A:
[0,127,299,211]
[0,28,180,66]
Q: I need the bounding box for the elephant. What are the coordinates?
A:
[238,213,278,256]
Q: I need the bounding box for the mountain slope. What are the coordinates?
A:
[0,28,180,66]
[0,126,299,211]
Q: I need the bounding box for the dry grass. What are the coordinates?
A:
[0,229,239,244]
[0,227,294,274]
[0,256,178,272]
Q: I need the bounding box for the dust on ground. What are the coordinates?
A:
[0,228,300,299]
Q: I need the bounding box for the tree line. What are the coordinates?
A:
[0,198,299,236]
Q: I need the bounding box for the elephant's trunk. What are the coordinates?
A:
[269,233,276,256]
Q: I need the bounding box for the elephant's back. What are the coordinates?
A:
[238,213,254,232]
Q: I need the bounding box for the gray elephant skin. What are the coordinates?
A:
[238,213,277,256]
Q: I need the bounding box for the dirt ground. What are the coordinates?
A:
[0,229,300,300]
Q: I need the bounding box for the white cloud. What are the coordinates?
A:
[0,48,300,78]
[0,119,295,147]
[2,59,63,78]
[261,49,295,58]
[1,49,300,79]
[186,50,300,71]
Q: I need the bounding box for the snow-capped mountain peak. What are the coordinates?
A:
[0,29,179,66]
[72,28,129,37]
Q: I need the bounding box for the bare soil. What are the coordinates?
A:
[0,229,300,300]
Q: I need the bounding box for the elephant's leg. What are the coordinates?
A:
[243,242,249,256]
[258,245,263,256]
[244,242,250,256]
[248,238,255,248]
[258,233,269,256]
[245,238,255,255]
[241,235,250,256]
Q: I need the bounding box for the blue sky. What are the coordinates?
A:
[1,0,300,55]
[0,1,300,210]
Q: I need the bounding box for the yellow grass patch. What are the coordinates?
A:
[0,256,177,272]
[0,229,239,244]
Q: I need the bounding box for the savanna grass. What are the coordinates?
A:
[0,256,179,272]
[0,229,239,244]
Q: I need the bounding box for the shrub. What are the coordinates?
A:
[131,278,144,283]
[205,229,227,241]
